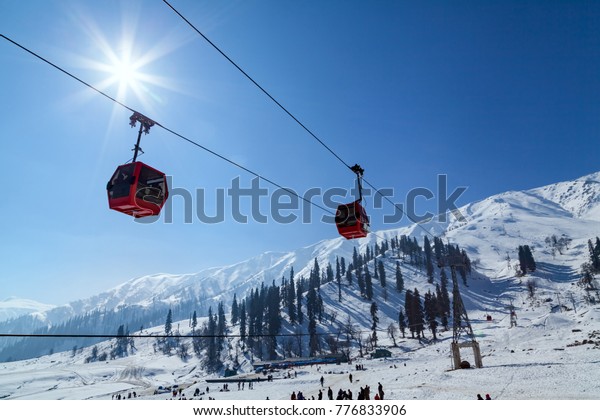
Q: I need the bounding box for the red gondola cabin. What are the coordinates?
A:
[107,161,168,218]
[335,200,369,239]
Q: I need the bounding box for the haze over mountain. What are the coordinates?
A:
[0,298,55,323]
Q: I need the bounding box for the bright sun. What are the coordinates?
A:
[110,55,140,89]
[73,10,185,116]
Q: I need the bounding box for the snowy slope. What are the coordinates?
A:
[1,294,599,400]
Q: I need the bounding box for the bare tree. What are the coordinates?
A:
[366,334,375,353]
[356,333,365,358]
[387,323,398,347]
[342,315,356,348]
[566,291,577,313]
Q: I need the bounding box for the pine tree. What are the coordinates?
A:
[405,289,415,338]
[253,286,266,358]
[412,288,425,339]
[296,280,304,324]
[192,310,198,331]
[588,238,600,272]
[231,294,239,326]
[524,245,536,272]
[518,245,536,274]
[311,258,321,289]
[336,257,342,302]
[440,269,451,318]
[340,256,346,276]
[288,274,297,324]
[518,245,527,275]
[435,283,449,331]
[346,264,353,285]
[217,301,227,348]
[266,284,282,360]
[113,324,128,358]
[378,260,387,288]
[357,266,365,297]
[395,261,404,292]
[589,239,598,271]
[424,291,439,340]
[398,310,407,338]
[307,287,320,356]
[462,249,472,274]
[352,246,359,269]
[424,236,434,283]
[205,306,221,372]
[164,309,173,336]
[595,238,600,272]
[239,300,247,342]
[364,265,374,300]
[246,291,256,351]
[326,262,334,284]
[433,236,443,261]
[370,302,379,347]
[373,257,379,280]
[90,345,98,362]
[308,317,319,357]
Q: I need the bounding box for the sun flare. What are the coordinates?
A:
[110,55,140,89]
[71,10,185,115]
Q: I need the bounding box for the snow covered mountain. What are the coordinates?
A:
[2,171,600,359]
[405,171,600,275]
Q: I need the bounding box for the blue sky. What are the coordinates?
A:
[1,0,599,304]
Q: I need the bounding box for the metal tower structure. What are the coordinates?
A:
[439,255,483,369]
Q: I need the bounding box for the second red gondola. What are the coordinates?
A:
[335,200,369,239]
[335,164,370,239]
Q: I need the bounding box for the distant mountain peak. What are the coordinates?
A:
[0,297,55,323]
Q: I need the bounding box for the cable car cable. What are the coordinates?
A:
[0,326,390,340]
[0,33,334,218]
[159,4,439,240]
[162,0,351,172]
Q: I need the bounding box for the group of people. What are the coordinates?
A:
[291,382,385,401]
[112,391,137,400]
[357,382,385,400]
[477,393,492,400]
